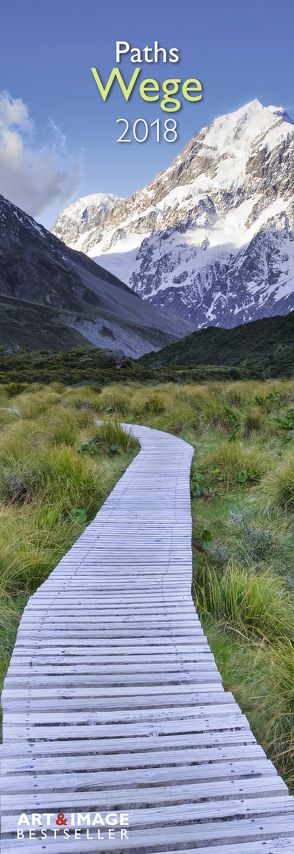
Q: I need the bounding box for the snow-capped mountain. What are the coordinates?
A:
[53,192,122,251]
[53,100,294,327]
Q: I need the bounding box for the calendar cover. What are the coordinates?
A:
[1,1,294,851]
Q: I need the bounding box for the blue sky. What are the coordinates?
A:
[0,0,293,225]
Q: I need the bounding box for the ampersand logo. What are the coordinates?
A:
[56,813,67,826]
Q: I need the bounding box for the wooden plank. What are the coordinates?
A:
[8,655,216,668]
[4,672,221,689]
[3,681,224,700]
[3,712,249,743]
[35,842,289,854]
[2,816,294,853]
[0,775,287,812]
[5,660,217,675]
[3,693,233,713]
[15,628,206,640]
[2,743,264,774]
[12,641,212,654]
[14,613,202,625]
[1,726,254,757]
[4,698,239,727]
[2,796,294,836]
[0,759,276,794]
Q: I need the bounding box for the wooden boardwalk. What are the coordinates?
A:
[1,424,294,853]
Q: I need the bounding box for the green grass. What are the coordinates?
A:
[262,452,294,512]
[195,562,294,641]
[205,619,294,787]
[1,377,294,789]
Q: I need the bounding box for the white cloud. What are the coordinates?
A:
[0,91,80,217]
[0,92,32,132]
[47,117,67,151]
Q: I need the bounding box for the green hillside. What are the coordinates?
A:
[139,312,294,378]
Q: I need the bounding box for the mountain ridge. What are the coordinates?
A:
[53,99,294,328]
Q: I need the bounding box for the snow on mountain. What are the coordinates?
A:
[52,100,294,328]
[53,193,122,252]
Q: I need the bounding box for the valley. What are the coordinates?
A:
[0,310,293,385]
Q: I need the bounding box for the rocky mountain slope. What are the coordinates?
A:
[53,192,122,251]
[0,194,192,355]
[53,100,294,328]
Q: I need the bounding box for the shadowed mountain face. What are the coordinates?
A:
[0,194,193,356]
[54,100,294,329]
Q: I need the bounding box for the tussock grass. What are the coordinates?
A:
[265,641,294,782]
[242,407,266,437]
[0,586,22,700]
[200,441,267,489]
[80,422,138,458]
[46,410,80,447]
[0,408,20,429]
[12,389,61,419]
[205,619,294,789]
[94,421,138,453]
[61,386,102,413]
[195,562,294,642]
[0,502,91,592]
[142,395,166,415]
[92,388,130,415]
[201,398,237,432]
[0,446,107,513]
[262,452,294,513]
